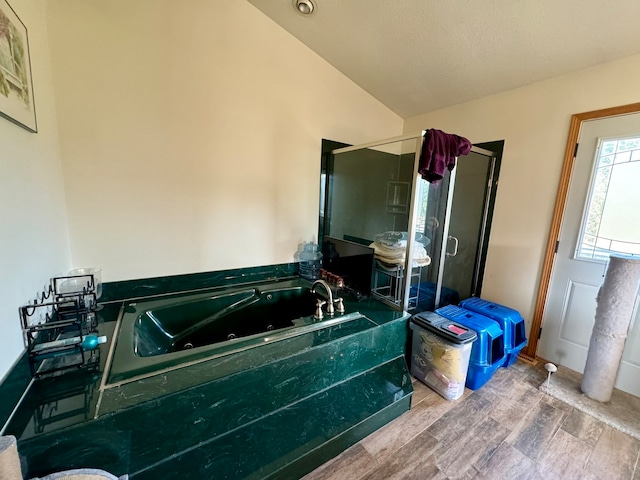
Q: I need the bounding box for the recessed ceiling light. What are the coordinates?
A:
[294,0,315,16]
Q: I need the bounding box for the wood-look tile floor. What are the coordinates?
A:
[302,360,640,480]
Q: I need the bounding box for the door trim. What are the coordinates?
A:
[522,102,640,362]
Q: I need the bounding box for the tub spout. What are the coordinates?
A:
[311,279,334,316]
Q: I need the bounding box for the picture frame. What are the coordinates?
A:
[0,0,36,132]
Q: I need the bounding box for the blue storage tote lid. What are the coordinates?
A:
[460,297,527,350]
[460,297,520,320]
[435,305,506,368]
[410,311,477,345]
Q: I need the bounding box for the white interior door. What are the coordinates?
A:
[538,113,640,396]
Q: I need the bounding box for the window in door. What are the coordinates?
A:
[577,135,640,261]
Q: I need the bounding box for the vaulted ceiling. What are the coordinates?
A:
[247,0,640,117]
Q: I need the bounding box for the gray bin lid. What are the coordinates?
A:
[411,311,477,345]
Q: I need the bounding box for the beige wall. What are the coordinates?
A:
[404,53,640,336]
[46,0,403,282]
[0,0,70,380]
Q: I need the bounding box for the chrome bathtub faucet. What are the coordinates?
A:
[311,279,335,317]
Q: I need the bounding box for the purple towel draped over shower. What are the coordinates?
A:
[419,129,472,183]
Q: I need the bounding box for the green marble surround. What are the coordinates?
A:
[1,264,413,479]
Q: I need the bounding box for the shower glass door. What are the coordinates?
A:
[436,149,496,307]
[413,170,454,310]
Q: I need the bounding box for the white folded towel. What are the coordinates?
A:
[369,241,431,267]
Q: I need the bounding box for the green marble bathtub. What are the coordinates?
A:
[1,264,413,479]
[106,278,373,385]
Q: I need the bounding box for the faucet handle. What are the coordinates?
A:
[333,297,345,314]
[314,300,326,320]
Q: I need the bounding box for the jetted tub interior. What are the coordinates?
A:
[135,283,317,356]
[106,278,371,385]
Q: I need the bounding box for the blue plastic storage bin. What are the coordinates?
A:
[460,298,527,367]
[435,305,506,390]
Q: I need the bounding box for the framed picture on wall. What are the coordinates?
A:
[0,0,36,132]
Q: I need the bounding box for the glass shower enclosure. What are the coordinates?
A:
[320,132,498,312]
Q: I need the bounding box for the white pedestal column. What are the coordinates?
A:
[581,254,640,402]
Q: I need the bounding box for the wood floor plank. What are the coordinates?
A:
[427,393,494,446]
[410,377,440,405]
[487,381,543,428]
[541,392,574,414]
[582,426,640,480]
[434,416,510,478]
[511,359,537,375]
[535,428,591,480]
[360,431,445,480]
[482,365,530,398]
[506,399,567,461]
[561,408,605,446]
[360,387,468,459]
[301,443,377,480]
[458,466,479,480]
[523,364,548,389]
[474,442,542,480]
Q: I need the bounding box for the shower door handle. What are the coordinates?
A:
[446,236,459,257]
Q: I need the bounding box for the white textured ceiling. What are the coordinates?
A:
[246,0,640,118]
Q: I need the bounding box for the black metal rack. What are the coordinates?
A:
[20,274,99,377]
[371,262,422,310]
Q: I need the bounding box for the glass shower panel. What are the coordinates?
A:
[438,151,494,307]
[326,138,418,244]
[412,171,453,310]
[325,137,421,309]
